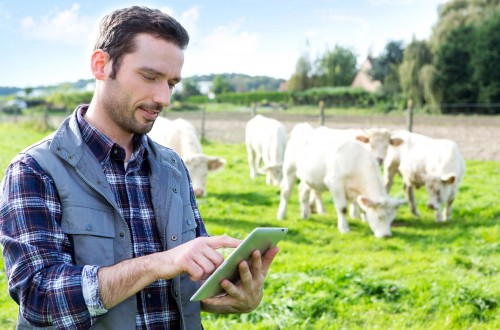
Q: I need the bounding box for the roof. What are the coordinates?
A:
[351,57,382,92]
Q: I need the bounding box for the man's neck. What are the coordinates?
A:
[84,102,135,161]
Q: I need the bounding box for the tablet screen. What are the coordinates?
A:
[190,227,288,301]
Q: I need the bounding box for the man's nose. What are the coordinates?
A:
[153,83,172,107]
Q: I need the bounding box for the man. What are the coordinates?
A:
[0,6,279,330]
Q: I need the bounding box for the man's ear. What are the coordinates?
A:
[90,50,109,81]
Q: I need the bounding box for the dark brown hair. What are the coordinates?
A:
[94,6,189,78]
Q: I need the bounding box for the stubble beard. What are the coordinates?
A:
[103,80,161,135]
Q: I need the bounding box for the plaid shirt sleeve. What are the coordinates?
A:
[0,154,106,329]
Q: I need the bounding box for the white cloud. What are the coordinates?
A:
[304,12,373,60]
[184,19,263,76]
[179,6,200,38]
[160,6,200,43]
[160,6,175,16]
[20,3,92,45]
[367,0,413,4]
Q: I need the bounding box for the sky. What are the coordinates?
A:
[0,0,448,88]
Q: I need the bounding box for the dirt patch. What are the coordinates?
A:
[165,111,500,161]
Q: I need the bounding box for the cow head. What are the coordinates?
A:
[183,153,226,197]
[423,172,457,221]
[262,163,283,186]
[356,128,401,165]
[357,195,406,238]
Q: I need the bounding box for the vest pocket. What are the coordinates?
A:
[182,203,197,243]
[61,205,116,266]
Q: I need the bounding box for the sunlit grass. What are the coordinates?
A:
[199,142,500,330]
[0,122,498,329]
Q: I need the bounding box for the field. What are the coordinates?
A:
[0,110,499,329]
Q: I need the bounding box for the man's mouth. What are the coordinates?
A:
[139,107,161,120]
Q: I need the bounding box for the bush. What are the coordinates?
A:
[185,91,290,107]
[291,87,380,107]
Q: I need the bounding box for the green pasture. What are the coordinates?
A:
[0,121,499,329]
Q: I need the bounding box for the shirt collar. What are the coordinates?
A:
[76,105,149,166]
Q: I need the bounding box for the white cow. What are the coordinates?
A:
[245,114,288,186]
[383,130,466,222]
[296,126,401,216]
[355,128,400,165]
[278,125,405,237]
[148,116,226,197]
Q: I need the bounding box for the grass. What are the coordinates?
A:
[0,121,53,329]
[198,141,500,330]
[0,121,499,329]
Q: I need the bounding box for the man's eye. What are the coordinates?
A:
[143,75,156,81]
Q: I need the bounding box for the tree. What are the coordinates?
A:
[427,0,500,114]
[429,0,500,51]
[433,25,477,112]
[313,45,357,87]
[24,87,34,98]
[399,38,432,107]
[472,12,500,109]
[370,40,404,83]
[287,53,312,92]
[180,78,201,97]
[419,64,439,112]
[370,41,405,103]
[211,75,234,94]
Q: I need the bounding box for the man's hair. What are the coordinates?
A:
[94,6,189,79]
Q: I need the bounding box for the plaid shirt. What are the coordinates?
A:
[0,106,208,329]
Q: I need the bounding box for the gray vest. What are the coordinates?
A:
[16,114,202,329]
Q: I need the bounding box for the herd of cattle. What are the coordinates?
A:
[149,114,466,238]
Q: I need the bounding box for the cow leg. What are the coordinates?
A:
[334,199,350,234]
[298,181,311,219]
[434,206,444,222]
[383,163,399,193]
[326,177,349,233]
[310,189,326,214]
[443,197,455,221]
[349,203,361,220]
[404,183,420,217]
[266,171,272,185]
[277,166,296,220]
[247,146,258,179]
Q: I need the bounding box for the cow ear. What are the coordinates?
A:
[390,137,404,146]
[207,157,226,172]
[441,173,456,184]
[357,195,378,211]
[355,135,369,144]
[389,197,406,208]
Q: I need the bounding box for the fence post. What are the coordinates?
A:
[251,102,257,117]
[201,92,215,141]
[406,99,414,132]
[319,100,325,126]
[200,103,206,141]
[43,107,50,130]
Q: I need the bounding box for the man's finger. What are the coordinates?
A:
[207,235,242,249]
[260,246,280,275]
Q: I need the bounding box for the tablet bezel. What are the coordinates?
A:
[190,227,288,301]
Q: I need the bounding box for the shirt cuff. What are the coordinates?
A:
[82,265,108,318]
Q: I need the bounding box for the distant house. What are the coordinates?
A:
[197,81,213,94]
[351,57,381,92]
[2,98,27,114]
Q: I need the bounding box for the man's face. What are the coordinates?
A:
[101,33,184,135]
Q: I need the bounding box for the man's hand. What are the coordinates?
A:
[158,236,242,282]
[98,235,241,309]
[200,245,280,313]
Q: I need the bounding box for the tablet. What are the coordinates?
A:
[190,227,288,301]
